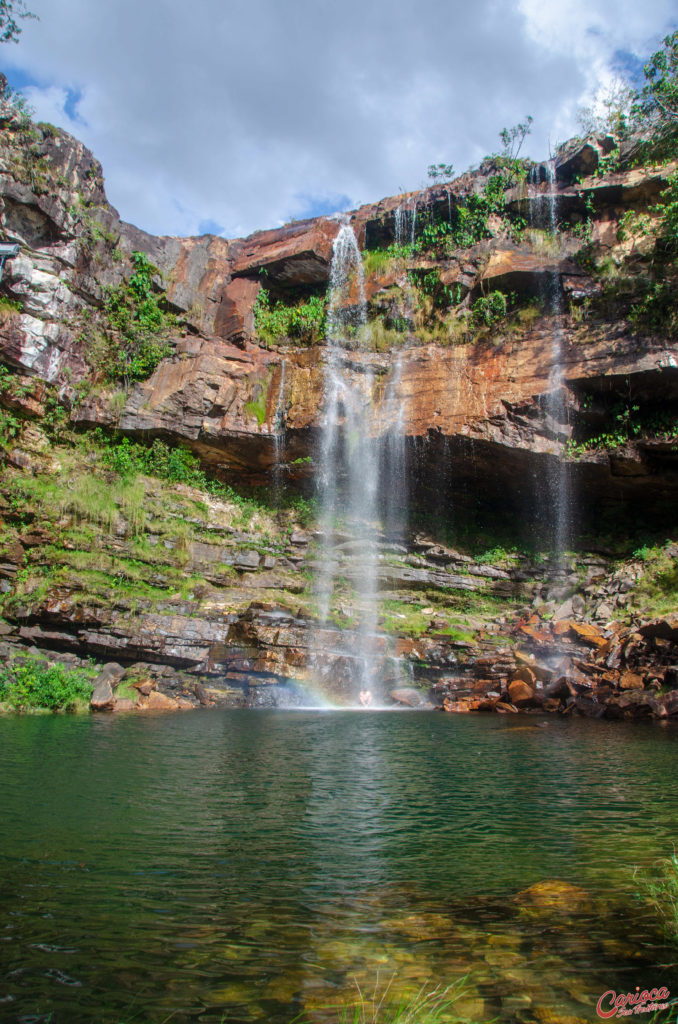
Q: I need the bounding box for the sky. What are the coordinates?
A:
[1,0,676,240]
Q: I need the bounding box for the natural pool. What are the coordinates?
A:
[1,709,677,1023]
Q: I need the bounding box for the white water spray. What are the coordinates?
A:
[313,219,408,702]
[530,160,571,557]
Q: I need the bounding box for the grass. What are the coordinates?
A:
[362,245,412,277]
[627,541,678,620]
[291,977,479,1024]
[244,375,270,426]
[635,851,678,943]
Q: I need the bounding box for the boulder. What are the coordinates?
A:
[619,671,644,690]
[508,678,536,706]
[511,665,536,687]
[604,691,667,720]
[141,690,180,711]
[661,690,678,716]
[515,879,591,912]
[113,698,136,712]
[90,678,115,711]
[389,687,433,708]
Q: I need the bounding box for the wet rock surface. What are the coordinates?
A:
[0,113,677,714]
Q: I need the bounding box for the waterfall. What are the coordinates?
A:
[313,218,407,704]
[272,359,287,504]
[382,352,408,545]
[394,200,417,248]
[530,159,571,557]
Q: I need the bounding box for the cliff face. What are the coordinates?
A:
[1,101,677,715]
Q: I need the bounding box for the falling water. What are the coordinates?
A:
[272,359,287,504]
[530,159,571,557]
[394,200,417,248]
[314,219,380,697]
[381,353,408,544]
[313,218,408,703]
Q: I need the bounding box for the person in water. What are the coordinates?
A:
[359,689,372,707]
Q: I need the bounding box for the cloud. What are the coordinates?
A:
[3,0,676,238]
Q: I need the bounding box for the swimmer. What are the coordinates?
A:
[359,689,372,707]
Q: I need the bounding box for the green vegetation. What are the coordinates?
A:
[0,0,36,44]
[499,116,533,161]
[636,851,678,943]
[407,269,462,310]
[0,653,96,712]
[634,30,678,159]
[0,295,22,317]
[92,251,176,385]
[245,373,270,425]
[627,541,678,620]
[566,399,678,457]
[363,244,412,276]
[427,162,455,183]
[292,978,478,1024]
[471,290,508,328]
[254,288,326,346]
[95,431,317,525]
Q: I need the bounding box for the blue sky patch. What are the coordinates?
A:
[612,48,646,87]
[4,66,44,92]
[294,194,352,221]
[197,218,225,236]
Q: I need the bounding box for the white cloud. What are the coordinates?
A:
[3,0,676,238]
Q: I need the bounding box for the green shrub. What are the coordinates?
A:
[471,291,508,327]
[96,251,175,384]
[0,656,96,711]
[254,288,326,346]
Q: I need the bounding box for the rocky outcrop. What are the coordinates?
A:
[1,115,677,713]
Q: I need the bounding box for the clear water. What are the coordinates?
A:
[1,711,677,1023]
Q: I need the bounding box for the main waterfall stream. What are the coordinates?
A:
[1,711,676,1023]
[312,219,407,704]
[529,160,571,556]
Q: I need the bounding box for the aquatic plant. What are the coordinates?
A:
[291,977,479,1024]
[635,851,678,943]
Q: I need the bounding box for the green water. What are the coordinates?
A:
[1,710,677,1023]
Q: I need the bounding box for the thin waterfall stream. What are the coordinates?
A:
[530,159,571,557]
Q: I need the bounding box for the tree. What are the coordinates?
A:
[427,162,455,183]
[577,79,635,139]
[0,0,36,44]
[499,116,533,160]
[637,30,678,125]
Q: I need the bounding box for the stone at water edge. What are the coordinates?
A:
[113,697,136,712]
[139,690,183,711]
[90,678,115,711]
[619,671,644,690]
[90,662,125,711]
[604,690,667,720]
[508,678,536,705]
[662,690,678,715]
[389,688,433,708]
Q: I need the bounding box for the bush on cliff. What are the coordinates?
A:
[0,654,96,712]
[254,288,326,346]
[94,251,175,386]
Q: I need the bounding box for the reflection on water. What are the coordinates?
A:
[0,711,677,1023]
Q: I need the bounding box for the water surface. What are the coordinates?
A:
[1,710,677,1022]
